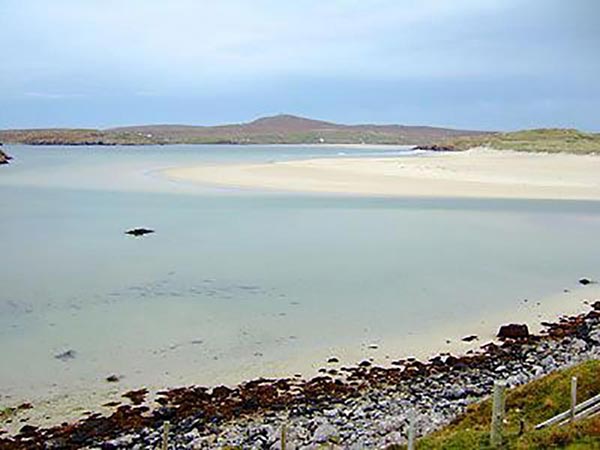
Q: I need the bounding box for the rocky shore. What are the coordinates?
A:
[0,147,11,165]
[1,303,600,449]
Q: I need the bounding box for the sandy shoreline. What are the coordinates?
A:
[165,148,600,200]
[3,284,599,435]
[4,290,600,448]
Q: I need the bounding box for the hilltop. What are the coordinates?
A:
[444,128,600,154]
[0,114,487,146]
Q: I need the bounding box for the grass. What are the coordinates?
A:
[445,129,600,154]
[392,360,600,449]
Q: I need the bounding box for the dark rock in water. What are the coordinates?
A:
[579,278,593,286]
[461,335,478,342]
[497,324,529,339]
[55,349,77,361]
[327,357,339,364]
[358,360,371,368]
[125,228,155,237]
[106,375,121,383]
[412,144,456,152]
[591,300,600,311]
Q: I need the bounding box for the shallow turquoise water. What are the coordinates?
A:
[1,145,600,403]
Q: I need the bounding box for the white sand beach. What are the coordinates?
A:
[166,149,600,200]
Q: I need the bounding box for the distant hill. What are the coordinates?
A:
[0,114,488,146]
[443,128,600,154]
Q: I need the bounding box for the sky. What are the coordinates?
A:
[0,0,599,131]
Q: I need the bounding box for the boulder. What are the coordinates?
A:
[579,277,593,286]
[497,323,529,339]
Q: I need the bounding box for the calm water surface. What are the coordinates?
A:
[1,145,600,404]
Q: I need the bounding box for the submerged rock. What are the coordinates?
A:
[125,228,155,237]
[55,349,77,361]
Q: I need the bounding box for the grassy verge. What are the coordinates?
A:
[396,360,600,449]
[445,129,600,154]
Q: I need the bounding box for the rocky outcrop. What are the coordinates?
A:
[412,144,457,152]
[0,146,11,165]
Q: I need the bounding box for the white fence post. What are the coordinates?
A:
[490,381,506,447]
[570,376,578,422]
[407,408,416,450]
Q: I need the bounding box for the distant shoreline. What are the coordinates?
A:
[165,148,600,201]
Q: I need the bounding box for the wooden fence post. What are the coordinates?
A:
[570,376,578,422]
[161,420,170,450]
[281,422,287,450]
[407,408,416,450]
[490,381,506,447]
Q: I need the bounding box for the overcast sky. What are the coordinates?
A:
[1,0,598,130]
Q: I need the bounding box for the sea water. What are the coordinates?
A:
[1,145,600,406]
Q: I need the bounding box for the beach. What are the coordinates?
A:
[3,145,600,448]
[166,148,600,200]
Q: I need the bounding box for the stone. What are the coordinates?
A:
[497,324,529,339]
[312,423,338,443]
[571,339,587,352]
[579,278,593,285]
[461,335,478,342]
[588,329,600,344]
[540,355,556,370]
